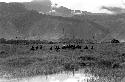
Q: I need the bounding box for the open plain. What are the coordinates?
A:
[0,42,125,82]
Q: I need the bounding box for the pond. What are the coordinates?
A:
[0,69,113,82]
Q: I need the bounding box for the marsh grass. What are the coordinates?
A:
[0,43,125,81]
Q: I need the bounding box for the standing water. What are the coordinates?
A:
[0,69,105,82]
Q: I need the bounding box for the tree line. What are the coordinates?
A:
[0,38,120,44]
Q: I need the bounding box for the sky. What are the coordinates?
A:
[0,0,125,13]
[0,0,32,3]
[50,0,125,13]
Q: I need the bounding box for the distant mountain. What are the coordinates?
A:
[22,0,93,17]
[3,1,125,42]
[15,0,125,42]
[72,14,125,42]
[0,2,108,42]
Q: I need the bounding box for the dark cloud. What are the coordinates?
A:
[101,6,125,14]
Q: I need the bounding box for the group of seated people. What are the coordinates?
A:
[30,44,94,51]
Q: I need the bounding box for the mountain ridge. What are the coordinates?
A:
[1,2,125,42]
[0,2,109,42]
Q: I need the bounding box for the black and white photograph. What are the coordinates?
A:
[0,0,125,82]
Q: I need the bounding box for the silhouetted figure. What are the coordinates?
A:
[30,46,35,51]
[70,45,74,49]
[50,47,53,50]
[67,45,70,49]
[72,45,76,49]
[36,46,39,50]
[62,46,66,50]
[62,45,68,50]
[62,44,78,50]
[84,45,88,49]
[91,46,94,49]
[112,63,121,69]
[111,39,120,43]
[55,46,60,51]
[40,45,42,49]
[75,45,81,49]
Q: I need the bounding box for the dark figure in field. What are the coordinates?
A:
[111,39,120,43]
[69,45,75,49]
[30,46,39,51]
[50,47,53,50]
[61,46,65,50]
[112,63,121,69]
[66,45,70,49]
[36,46,39,50]
[62,44,81,50]
[66,45,76,50]
[91,46,94,49]
[61,44,74,50]
[72,45,76,49]
[75,45,81,49]
[84,45,88,49]
[39,45,42,49]
[30,46,35,51]
[55,46,60,51]
[62,45,69,50]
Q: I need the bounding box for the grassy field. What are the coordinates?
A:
[0,43,125,81]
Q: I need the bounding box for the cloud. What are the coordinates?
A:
[0,0,32,3]
[50,0,125,13]
[1,0,125,13]
[101,6,125,14]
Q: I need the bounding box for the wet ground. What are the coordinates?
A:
[0,43,125,82]
[0,69,110,82]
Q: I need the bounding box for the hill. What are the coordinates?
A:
[20,0,125,42]
[73,14,125,42]
[0,2,109,42]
